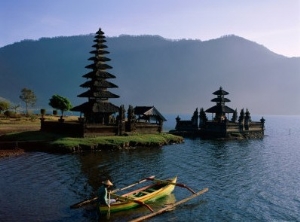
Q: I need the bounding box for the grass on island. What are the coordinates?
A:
[51,133,182,148]
[0,130,183,151]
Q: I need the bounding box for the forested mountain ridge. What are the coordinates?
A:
[0,34,299,115]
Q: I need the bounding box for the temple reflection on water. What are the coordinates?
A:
[170,87,265,139]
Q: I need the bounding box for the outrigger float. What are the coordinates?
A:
[70,176,208,221]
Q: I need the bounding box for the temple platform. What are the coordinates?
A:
[169,87,265,140]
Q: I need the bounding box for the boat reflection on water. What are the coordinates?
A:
[105,193,177,221]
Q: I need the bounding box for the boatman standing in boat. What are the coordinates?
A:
[97,179,116,217]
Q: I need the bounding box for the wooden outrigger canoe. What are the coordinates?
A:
[99,176,177,213]
[70,175,208,221]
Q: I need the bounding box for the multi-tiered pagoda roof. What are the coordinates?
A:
[205,87,235,115]
[71,28,119,123]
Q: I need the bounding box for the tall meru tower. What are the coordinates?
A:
[71,28,119,124]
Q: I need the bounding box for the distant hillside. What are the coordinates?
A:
[0,34,299,115]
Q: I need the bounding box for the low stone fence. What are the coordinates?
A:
[134,123,162,134]
[203,121,264,138]
[175,120,197,131]
[41,120,163,137]
[226,122,240,132]
[41,121,83,137]
[247,122,264,131]
[84,124,118,137]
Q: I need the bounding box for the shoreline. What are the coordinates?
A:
[0,148,25,158]
[0,117,183,158]
[0,131,184,158]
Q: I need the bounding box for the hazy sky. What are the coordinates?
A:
[1,0,299,57]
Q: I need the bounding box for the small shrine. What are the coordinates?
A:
[205,87,235,121]
[170,87,265,139]
[134,106,167,123]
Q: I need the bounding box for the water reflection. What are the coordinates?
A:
[77,147,164,193]
[102,193,177,222]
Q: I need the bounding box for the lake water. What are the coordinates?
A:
[0,115,300,221]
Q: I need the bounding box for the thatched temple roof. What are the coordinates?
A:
[82,71,116,79]
[206,87,234,114]
[77,90,119,98]
[211,97,231,103]
[205,105,235,113]
[80,80,118,88]
[134,106,167,121]
[213,87,229,95]
[71,101,119,113]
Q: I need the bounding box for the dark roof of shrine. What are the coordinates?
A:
[134,106,167,121]
[92,43,108,48]
[88,57,111,62]
[77,90,119,98]
[205,105,235,113]
[213,87,229,95]
[82,71,116,79]
[96,29,104,35]
[80,80,118,88]
[211,97,231,103]
[85,63,112,69]
[89,50,110,54]
[93,39,106,43]
[71,101,119,113]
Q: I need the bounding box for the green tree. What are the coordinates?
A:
[199,108,208,127]
[49,95,72,120]
[19,88,37,115]
[231,109,238,122]
[238,108,245,123]
[0,100,10,114]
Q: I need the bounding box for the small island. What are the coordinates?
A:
[0,114,183,157]
[170,87,265,139]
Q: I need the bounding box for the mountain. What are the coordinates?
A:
[0,34,299,115]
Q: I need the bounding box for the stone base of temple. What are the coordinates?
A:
[170,121,264,140]
[169,129,264,140]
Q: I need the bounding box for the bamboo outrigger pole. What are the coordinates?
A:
[146,177,196,194]
[129,188,209,222]
[70,175,155,209]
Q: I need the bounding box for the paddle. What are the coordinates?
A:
[106,192,111,219]
[111,175,155,194]
[110,193,154,212]
[70,175,155,209]
[70,196,98,209]
[146,177,196,194]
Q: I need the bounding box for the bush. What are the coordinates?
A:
[4,110,17,118]
[29,115,38,121]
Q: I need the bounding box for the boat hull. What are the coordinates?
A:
[99,177,177,213]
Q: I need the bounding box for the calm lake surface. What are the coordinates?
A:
[0,115,300,221]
